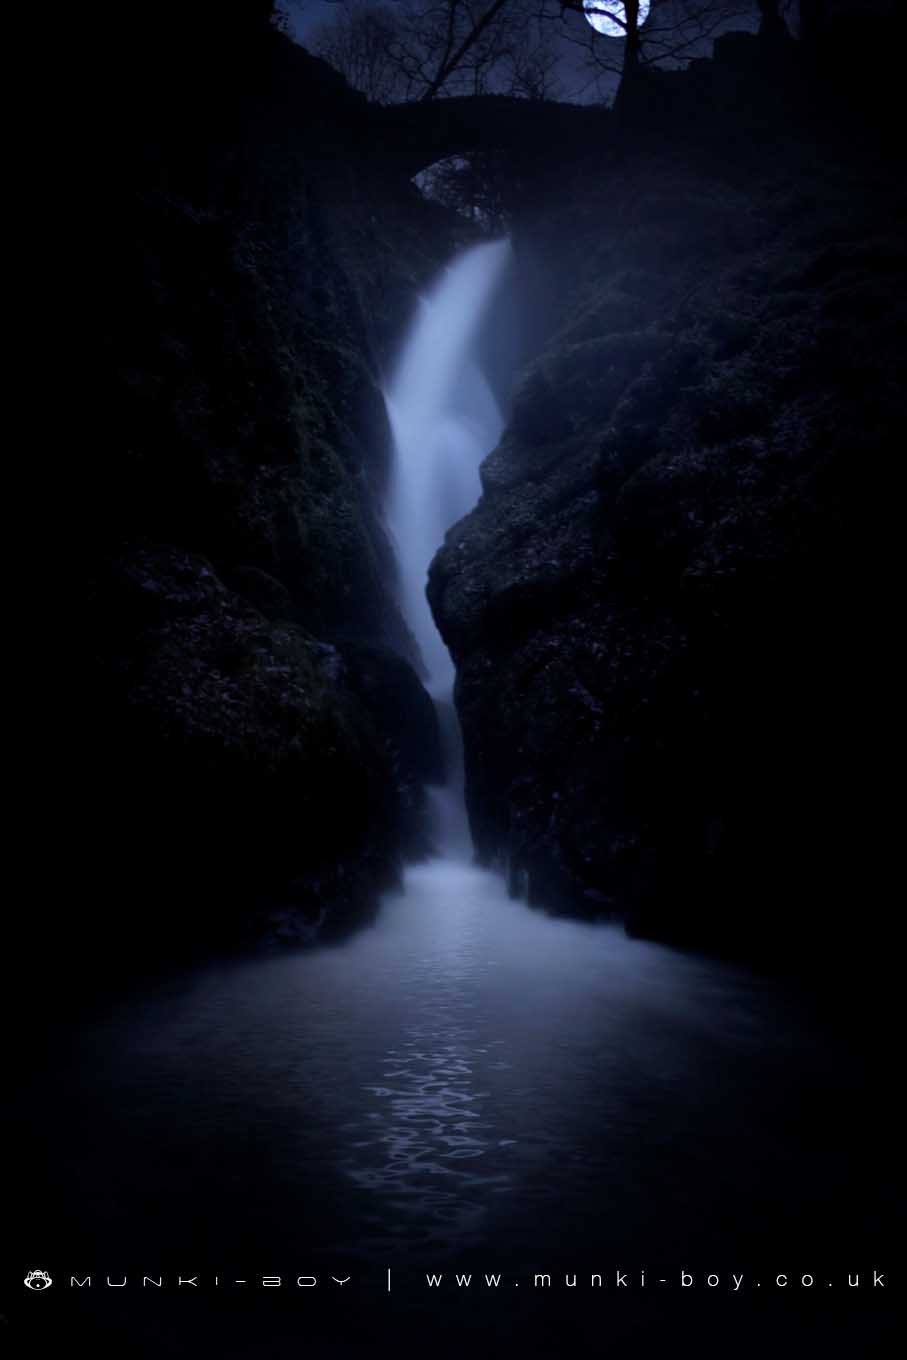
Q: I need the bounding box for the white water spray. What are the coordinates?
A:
[384,239,511,856]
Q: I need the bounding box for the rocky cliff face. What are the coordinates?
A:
[429,91,903,962]
[43,8,903,984]
[64,10,455,974]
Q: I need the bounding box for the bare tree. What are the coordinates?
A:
[312,0,779,107]
[312,3,408,103]
[312,0,565,103]
[412,0,513,100]
[562,0,764,96]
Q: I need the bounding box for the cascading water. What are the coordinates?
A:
[384,238,511,857]
[29,236,877,1300]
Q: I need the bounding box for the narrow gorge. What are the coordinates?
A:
[13,4,901,1357]
[56,2,901,989]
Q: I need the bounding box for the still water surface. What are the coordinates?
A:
[25,857,886,1274]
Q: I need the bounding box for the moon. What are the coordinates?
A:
[582,1,651,39]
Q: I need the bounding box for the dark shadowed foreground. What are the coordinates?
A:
[13,859,896,1356]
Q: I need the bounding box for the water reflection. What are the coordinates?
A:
[17,859,889,1272]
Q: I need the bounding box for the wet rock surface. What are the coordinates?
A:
[61,9,461,980]
[430,114,903,964]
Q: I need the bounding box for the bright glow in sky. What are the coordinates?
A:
[583,0,651,39]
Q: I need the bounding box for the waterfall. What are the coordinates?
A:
[384,238,511,857]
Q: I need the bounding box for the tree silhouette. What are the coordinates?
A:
[563,0,762,96]
[312,0,563,103]
[311,0,794,105]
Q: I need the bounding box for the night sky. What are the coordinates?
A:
[276,0,623,101]
[275,0,763,104]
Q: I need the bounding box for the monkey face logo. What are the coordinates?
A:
[24,1270,52,1291]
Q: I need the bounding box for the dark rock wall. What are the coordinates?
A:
[62,11,455,976]
[34,7,904,990]
[429,98,903,964]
